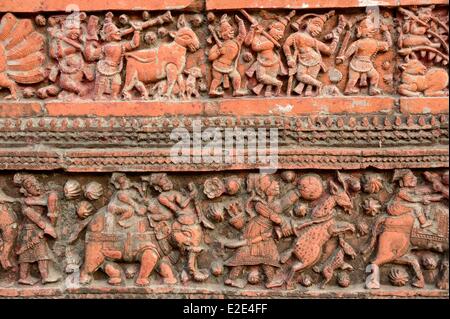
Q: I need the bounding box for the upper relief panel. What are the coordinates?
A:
[0,2,448,115]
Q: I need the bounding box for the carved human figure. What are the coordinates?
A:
[107,173,147,228]
[91,12,141,100]
[149,173,210,282]
[244,12,293,97]
[336,11,392,95]
[283,11,339,96]
[223,174,289,288]
[208,14,248,97]
[13,174,60,285]
[37,12,94,99]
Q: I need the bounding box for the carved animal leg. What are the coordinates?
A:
[177,74,186,98]
[122,70,138,100]
[365,263,381,289]
[436,255,449,290]
[104,261,123,285]
[394,254,424,288]
[265,85,273,97]
[80,243,105,285]
[187,249,209,282]
[165,63,178,98]
[285,261,306,290]
[134,81,149,99]
[344,69,361,95]
[399,84,421,97]
[135,249,159,286]
[159,257,177,284]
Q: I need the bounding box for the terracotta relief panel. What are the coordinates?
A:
[0,170,448,297]
[0,0,448,299]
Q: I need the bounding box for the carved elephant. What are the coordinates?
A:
[79,207,166,286]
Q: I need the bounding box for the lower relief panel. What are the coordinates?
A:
[0,169,448,298]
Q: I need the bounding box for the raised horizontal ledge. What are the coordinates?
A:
[205,0,449,10]
[1,97,448,117]
[0,283,447,298]
[0,146,447,172]
[0,0,195,13]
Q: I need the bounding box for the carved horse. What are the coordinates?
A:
[267,179,355,289]
[122,14,200,99]
[364,202,449,289]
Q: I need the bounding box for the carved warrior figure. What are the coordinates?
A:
[13,174,60,285]
[223,174,288,288]
[149,173,210,282]
[243,10,294,97]
[283,10,340,97]
[0,13,46,99]
[85,12,142,100]
[364,169,449,290]
[122,14,199,100]
[208,14,248,97]
[336,10,392,95]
